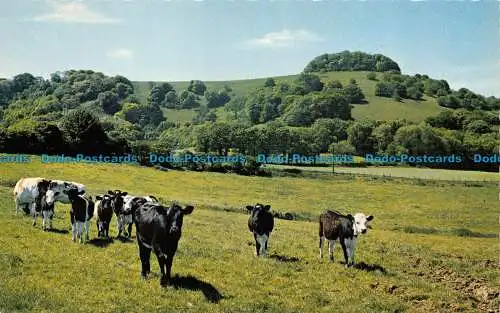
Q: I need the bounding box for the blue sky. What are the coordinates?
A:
[0,0,498,96]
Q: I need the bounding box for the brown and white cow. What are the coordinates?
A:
[318,209,374,268]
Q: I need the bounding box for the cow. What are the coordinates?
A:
[44,180,86,206]
[134,202,194,286]
[40,193,55,231]
[66,187,94,243]
[318,209,374,268]
[13,177,49,215]
[94,194,114,238]
[13,177,52,226]
[246,203,274,257]
[119,195,158,238]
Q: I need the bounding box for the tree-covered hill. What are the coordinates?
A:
[0,51,499,172]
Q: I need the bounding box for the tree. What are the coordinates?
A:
[294,73,324,94]
[347,120,376,155]
[465,120,491,134]
[344,83,365,104]
[59,108,109,154]
[188,80,207,96]
[367,72,377,80]
[98,91,120,114]
[264,78,276,88]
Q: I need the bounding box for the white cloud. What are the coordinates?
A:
[106,48,134,60]
[32,0,120,24]
[241,29,325,49]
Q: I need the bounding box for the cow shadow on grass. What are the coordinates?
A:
[269,253,300,263]
[88,237,114,248]
[45,228,69,234]
[169,275,224,303]
[116,236,134,243]
[350,261,387,274]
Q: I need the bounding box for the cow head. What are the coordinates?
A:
[246,203,271,218]
[124,197,148,215]
[45,189,62,206]
[167,203,194,235]
[65,186,84,201]
[96,194,113,211]
[352,213,374,235]
[107,190,128,214]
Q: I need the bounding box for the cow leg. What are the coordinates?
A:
[31,202,38,226]
[164,254,174,285]
[138,242,151,279]
[157,254,169,286]
[84,220,90,243]
[253,233,260,257]
[340,238,350,268]
[15,198,20,214]
[42,211,47,231]
[345,238,356,267]
[264,236,269,257]
[256,234,269,257]
[116,216,123,237]
[328,240,335,261]
[319,236,324,259]
[127,223,133,238]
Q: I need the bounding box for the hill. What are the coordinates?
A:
[132,71,446,123]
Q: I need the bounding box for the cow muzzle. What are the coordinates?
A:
[169,226,180,234]
[361,229,367,234]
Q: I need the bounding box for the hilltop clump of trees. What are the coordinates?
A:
[304,51,401,73]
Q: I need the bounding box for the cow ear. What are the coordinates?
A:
[264,205,271,211]
[182,205,194,215]
[367,215,374,221]
[78,190,85,195]
[96,196,102,200]
[246,206,253,211]
[122,192,128,196]
[107,190,114,195]
[347,214,354,220]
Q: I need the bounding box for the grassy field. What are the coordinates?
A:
[132,71,446,124]
[0,159,498,313]
[265,164,500,182]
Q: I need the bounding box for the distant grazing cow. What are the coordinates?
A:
[120,195,158,238]
[247,203,274,257]
[134,202,194,286]
[66,187,94,243]
[318,210,374,268]
[94,194,114,238]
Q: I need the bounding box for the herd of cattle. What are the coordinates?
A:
[13,177,374,286]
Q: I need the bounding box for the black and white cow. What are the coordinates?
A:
[134,202,194,286]
[247,203,274,257]
[100,190,128,237]
[40,193,55,231]
[66,187,94,243]
[45,180,86,206]
[318,210,374,268]
[13,177,51,216]
[119,194,158,238]
[94,194,114,238]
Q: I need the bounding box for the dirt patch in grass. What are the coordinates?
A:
[405,258,500,313]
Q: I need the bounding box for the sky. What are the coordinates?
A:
[0,0,498,97]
